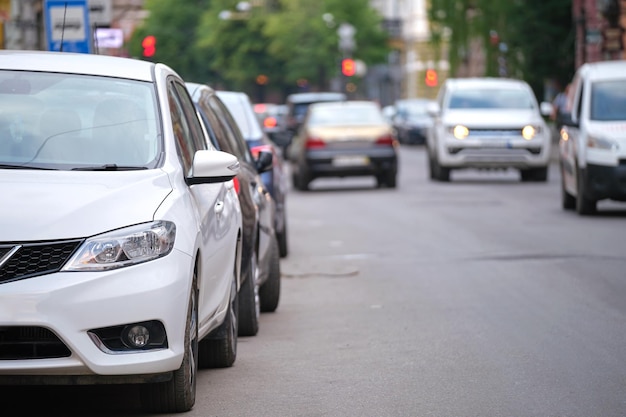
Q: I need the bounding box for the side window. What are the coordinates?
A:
[173,81,207,152]
[209,97,255,165]
[167,81,199,175]
[195,103,221,150]
[567,74,581,120]
[576,82,584,121]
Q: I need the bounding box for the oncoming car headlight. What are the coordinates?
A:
[522,125,537,140]
[587,134,618,151]
[63,221,176,271]
[450,125,469,139]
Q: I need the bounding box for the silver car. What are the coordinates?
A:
[426,77,553,182]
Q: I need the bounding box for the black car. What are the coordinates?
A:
[285,91,347,139]
[186,82,282,336]
[391,98,434,145]
[217,90,289,258]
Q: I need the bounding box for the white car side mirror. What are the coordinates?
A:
[539,101,554,117]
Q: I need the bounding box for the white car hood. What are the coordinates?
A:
[443,109,542,127]
[1,169,172,241]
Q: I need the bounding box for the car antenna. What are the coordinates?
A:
[59,2,68,52]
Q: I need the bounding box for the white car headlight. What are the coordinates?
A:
[522,125,537,140]
[63,221,176,271]
[587,134,618,150]
[449,125,469,139]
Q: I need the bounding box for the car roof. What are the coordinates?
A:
[186,81,215,98]
[309,100,381,110]
[0,50,156,81]
[216,90,264,140]
[287,91,346,104]
[445,77,530,90]
[578,60,626,81]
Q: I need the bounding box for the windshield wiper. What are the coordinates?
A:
[71,164,148,171]
[0,164,56,170]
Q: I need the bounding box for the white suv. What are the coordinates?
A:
[559,60,626,215]
[427,77,552,181]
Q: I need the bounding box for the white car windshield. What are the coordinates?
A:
[448,88,535,110]
[590,80,626,121]
[0,70,161,170]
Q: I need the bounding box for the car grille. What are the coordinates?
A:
[0,239,84,284]
[468,128,523,137]
[0,326,71,359]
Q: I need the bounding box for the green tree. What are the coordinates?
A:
[195,0,389,96]
[428,0,574,98]
[128,0,213,82]
[195,0,285,93]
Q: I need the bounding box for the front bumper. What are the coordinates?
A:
[581,162,626,202]
[0,250,192,383]
[305,147,398,178]
[438,134,550,169]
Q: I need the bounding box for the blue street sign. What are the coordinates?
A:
[44,0,92,54]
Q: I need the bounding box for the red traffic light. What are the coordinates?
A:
[425,69,438,87]
[142,35,156,58]
[341,58,356,77]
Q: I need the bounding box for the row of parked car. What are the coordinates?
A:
[0,50,289,413]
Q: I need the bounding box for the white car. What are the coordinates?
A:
[559,60,626,215]
[427,77,553,181]
[0,50,242,413]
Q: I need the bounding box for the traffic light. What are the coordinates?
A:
[142,35,156,58]
[341,58,356,77]
[425,69,438,87]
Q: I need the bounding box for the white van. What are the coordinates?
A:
[559,60,626,215]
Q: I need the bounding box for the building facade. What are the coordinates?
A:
[0,0,145,52]
[370,0,445,102]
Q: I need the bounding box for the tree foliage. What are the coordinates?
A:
[129,0,214,82]
[428,0,574,98]
[130,0,389,98]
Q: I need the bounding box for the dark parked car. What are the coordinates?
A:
[187,83,282,336]
[253,102,289,151]
[216,90,289,257]
[391,98,434,145]
[289,100,399,190]
[285,91,347,138]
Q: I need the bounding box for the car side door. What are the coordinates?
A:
[167,79,237,324]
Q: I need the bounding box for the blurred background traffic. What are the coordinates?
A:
[4,0,623,108]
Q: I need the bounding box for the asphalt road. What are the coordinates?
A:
[8,145,626,417]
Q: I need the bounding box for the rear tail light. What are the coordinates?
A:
[250,144,273,159]
[305,137,326,149]
[264,117,277,128]
[376,135,396,146]
[233,177,240,194]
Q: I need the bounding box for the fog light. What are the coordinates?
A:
[125,325,150,348]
